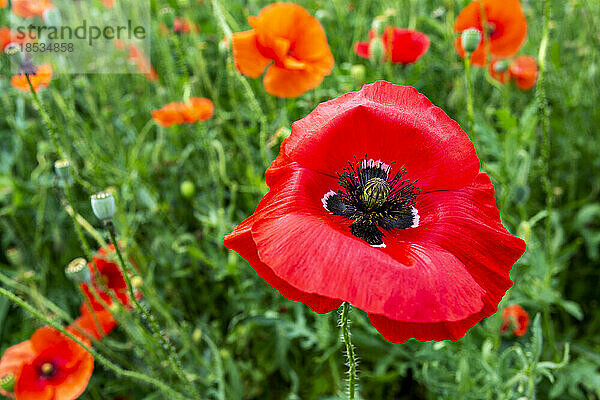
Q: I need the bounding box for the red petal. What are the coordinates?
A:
[30,327,87,369]
[382,27,430,64]
[225,212,342,314]
[14,363,53,400]
[283,81,479,192]
[0,340,35,398]
[353,41,370,59]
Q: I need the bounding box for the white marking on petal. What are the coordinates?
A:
[410,206,420,228]
[371,243,387,248]
[321,190,337,212]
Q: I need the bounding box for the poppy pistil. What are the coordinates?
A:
[40,362,55,378]
[322,157,420,247]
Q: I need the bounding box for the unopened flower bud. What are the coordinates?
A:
[131,275,143,289]
[91,191,115,221]
[461,28,481,54]
[371,17,386,36]
[54,159,72,185]
[369,38,385,63]
[350,64,366,82]
[0,374,15,393]
[65,258,90,284]
[192,328,202,343]
[517,221,531,244]
[180,180,195,199]
[159,7,175,28]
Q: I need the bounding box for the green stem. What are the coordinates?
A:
[105,221,200,400]
[340,302,357,400]
[537,0,553,268]
[464,56,475,135]
[0,287,187,400]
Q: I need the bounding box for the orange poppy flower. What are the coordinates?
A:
[232,2,334,98]
[454,0,527,66]
[100,0,114,8]
[11,63,53,92]
[500,304,530,336]
[152,97,214,127]
[1,0,7,8]
[1,27,15,52]
[509,55,538,90]
[12,0,55,18]
[0,327,94,400]
[71,303,118,340]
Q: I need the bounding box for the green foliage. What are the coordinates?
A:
[1,0,599,399]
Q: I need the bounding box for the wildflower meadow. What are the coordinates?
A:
[0,0,599,399]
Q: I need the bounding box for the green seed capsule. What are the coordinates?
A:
[461,28,481,54]
[362,178,390,209]
[65,257,91,284]
[0,374,15,393]
[91,191,115,221]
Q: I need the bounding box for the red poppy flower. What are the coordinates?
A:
[500,304,529,336]
[12,0,54,18]
[454,0,527,66]
[232,2,334,98]
[224,81,526,343]
[81,245,140,312]
[354,27,430,65]
[488,59,510,84]
[1,27,27,52]
[509,55,538,90]
[71,303,118,340]
[152,97,214,127]
[0,327,93,400]
[11,63,53,92]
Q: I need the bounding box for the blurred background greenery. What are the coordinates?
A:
[0,0,599,399]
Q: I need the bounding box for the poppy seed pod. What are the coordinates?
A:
[0,374,15,393]
[91,191,115,221]
[369,37,385,63]
[371,18,386,36]
[461,28,481,54]
[54,159,72,184]
[65,258,91,284]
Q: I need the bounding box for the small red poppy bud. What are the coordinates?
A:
[461,28,481,54]
[0,374,15,393]
[501,304,530,336]
[369,37,385,63]
[66,257,91,284]
[362,178,390,209]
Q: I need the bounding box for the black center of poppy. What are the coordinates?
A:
[322,157,420,247]
[40,362,56,378]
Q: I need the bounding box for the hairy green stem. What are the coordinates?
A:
[0,287,187,400]
[537,0,553,268]
[340,302,357,400]
[464,57,475,135]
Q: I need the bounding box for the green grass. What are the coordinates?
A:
[1,0,599,399]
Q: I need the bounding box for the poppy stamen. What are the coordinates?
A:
[322,157,420,247]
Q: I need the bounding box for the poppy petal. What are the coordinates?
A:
[353,41,370,59]
[283,81,480,192]
[225,195,342,314]
[232,30,271,78]
[14,363,53,400]
[263,65,327,98]
[383,27,430,64]
[0,340,35,398]
[52,354,94,400]
[30,327,88,369]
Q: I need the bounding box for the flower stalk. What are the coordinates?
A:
[340,302,357,400]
